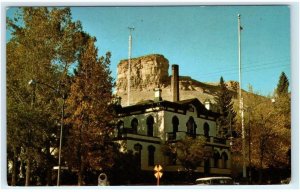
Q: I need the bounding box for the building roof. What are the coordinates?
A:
[115,98,219,118]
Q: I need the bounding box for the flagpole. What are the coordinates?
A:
[127,27,134,106]
[238,14,246,179]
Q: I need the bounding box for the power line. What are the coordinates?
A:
[198,60,289,79]
[198,57,289,77]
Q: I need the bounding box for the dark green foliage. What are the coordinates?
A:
[108,150,142,185]
[214,77,236,137]
[276,72,289,96]
[163,136,210,172]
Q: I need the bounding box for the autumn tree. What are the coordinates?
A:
[163,136,211,175]
[236,73,291,184]
[65,36,115,185]
[6,7,85,185]
[214,76,236,137]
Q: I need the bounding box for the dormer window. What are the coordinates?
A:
[188,105,194,112]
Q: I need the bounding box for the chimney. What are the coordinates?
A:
[204,99,211,110]
[115,96,122,106]
[171,64,179,102]
[154,88,162,101]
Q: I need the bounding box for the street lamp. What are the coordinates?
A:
[28,79,66,186]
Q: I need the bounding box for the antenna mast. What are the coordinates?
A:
[127,27,134,106]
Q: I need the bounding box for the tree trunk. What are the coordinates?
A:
[77,145,84,186]
[11,147,17,186]
[78,172,82,186]
[78,160,84,186]
[259,154,263,184]
[46,165,52,186]
[25,158,31,186]
[46,143,52,186]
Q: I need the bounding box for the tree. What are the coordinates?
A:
[247,100,290,184]
[276,72,289,96]
[214,77,236,137]
[236,87,291,184]
[7,7,85,185]
[163,136,211,173]
[109,149,142,185]
[65,36,115,185]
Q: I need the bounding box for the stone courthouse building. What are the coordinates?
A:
[114,54,232,176]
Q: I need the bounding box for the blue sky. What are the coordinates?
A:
[7,6,291,96]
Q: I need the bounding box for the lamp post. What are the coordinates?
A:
[26,80,37,186]
[28,79,66,186]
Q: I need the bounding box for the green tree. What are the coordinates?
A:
[7,7,85,185]
[65,36,115,185]
[214,77,236,137]
[163,136,211,173]
[276,72,289,96]
[109,150,142,185]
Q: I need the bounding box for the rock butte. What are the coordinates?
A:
[116,54,239,107]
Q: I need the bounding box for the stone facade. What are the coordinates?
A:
[114,94,232,175]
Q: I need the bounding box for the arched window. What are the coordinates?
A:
[131,118,138,134]
[213,151,220,168]
[221,152,229,169]
[186,116,197,137]
[117,121,124,137]
[134,143,142,168]
[148,145,155,166]
[147,115,154,137]
[204,122,210,138]
[172,116,179,139]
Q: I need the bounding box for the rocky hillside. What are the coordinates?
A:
[116,54,239,106]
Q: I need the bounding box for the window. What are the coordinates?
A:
[213,151,220,168]
[221,152,228,169]
[186,116,197,137]
[148,145,155,166]
[117,121,124,137]
[146,115,154,137]
[188,105,194,112]
[204,122,210,138]
[172,116,179,139]
[134,143,142,168]
[131,118,138,134]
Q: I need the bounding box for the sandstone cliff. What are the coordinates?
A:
[116,54,239,106]
[116,54,170,92]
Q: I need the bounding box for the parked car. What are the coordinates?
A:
[195,177,234,185]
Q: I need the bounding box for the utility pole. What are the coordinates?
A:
[127,27,134,106]
[238,14,246,179]
[248,109,252,184]
[57,92,65,186]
